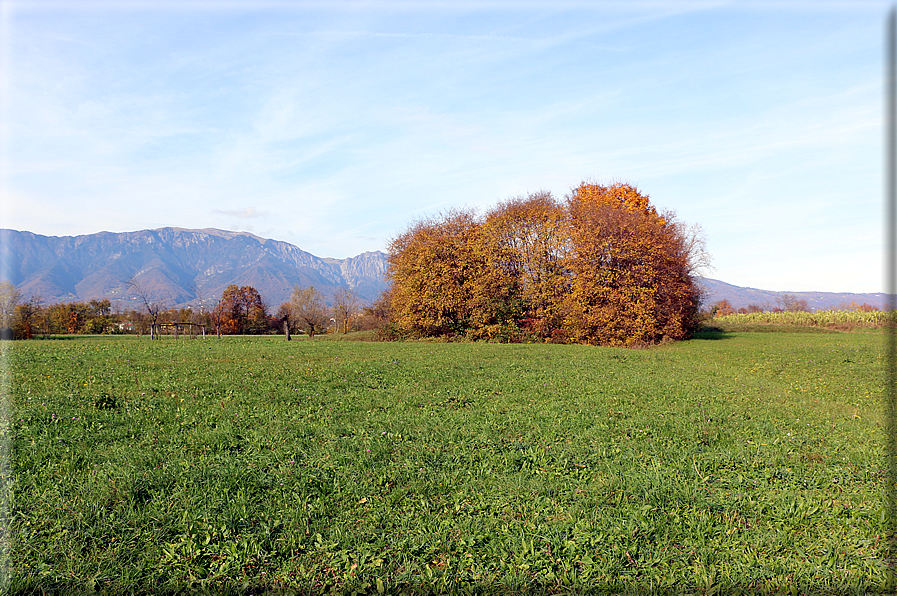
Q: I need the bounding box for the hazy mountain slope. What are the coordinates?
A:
[697,278,889,311]
[0,228,389,310]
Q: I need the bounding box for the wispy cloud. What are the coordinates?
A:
[212,207,264,219]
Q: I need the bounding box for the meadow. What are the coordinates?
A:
[2,328,889,594]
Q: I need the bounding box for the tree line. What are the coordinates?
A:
[709,296,881,317]
[380,182,709,347]
[0,281,382,340]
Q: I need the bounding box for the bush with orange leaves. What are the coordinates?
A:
[385,182,708,346]
[565,183,704,346]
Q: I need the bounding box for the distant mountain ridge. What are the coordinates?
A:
[0,228,389,310]
[697,278,889,312]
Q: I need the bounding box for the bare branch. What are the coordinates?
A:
[126,277,165,338]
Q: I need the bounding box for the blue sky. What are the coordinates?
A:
[0,0,889,293]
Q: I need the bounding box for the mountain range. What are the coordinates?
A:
[0,227,887,313]
[0,228,388,311]
[697,278,888,312]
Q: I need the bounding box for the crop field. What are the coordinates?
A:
[714,310,889,329]
[1,329,890,594]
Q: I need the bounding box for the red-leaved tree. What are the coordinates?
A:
[212,285,267,335]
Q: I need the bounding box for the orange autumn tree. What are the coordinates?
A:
[385,182,706,345]
[565,183,702,346]
[387,209,515,338]
[570,181,662,218]
[482,191,570,338]
[213,284,268,335]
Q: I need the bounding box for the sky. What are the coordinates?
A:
[0,0,890,293]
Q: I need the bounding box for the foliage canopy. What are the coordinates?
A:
[212,284,267,335]
[387,182,706,346]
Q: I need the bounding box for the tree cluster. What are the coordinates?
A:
[0,279,380,340]
[211,285,268,336]
[0,275,386,340]
[710,297,882,316]
[276,285,372,339]
[281,286,329,339]
[0,281,125,339]
[385,182,708,347]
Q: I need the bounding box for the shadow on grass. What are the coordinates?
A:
[691,323,847,339]
[689,325,732,341]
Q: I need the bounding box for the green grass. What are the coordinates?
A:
[3,330,889,594]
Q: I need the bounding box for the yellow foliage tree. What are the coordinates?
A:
[482,191,569,338]
[388,209,513,338]
[569,181,664,220]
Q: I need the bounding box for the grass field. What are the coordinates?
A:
[2,329,889,594]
